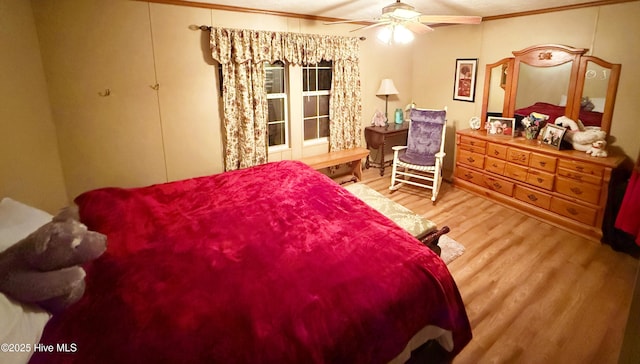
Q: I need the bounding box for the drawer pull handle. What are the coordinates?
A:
[537,177,544,183]
[570,187,583,195]
[576,166,585,172]
[539,161,547,167]
[492,182,502,190]
[494,150,500,155]
[527,194,538,201]
[464,173,473,179]
[492,163,498,168]
[466,157,475,163]
[566,207,579,215]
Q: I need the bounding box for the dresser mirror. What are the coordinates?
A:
[481,58,513,122]
[480,44,621,136]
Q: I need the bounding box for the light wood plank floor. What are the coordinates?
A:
[357,167,639,363]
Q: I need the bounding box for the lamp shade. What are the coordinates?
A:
[376,79,399,96]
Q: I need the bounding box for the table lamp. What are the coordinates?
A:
[376,79,399,122]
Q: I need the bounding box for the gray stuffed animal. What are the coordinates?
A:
[0,207,107,314]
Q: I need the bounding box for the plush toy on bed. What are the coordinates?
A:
[555,116,607,153]
[0,207,107,314]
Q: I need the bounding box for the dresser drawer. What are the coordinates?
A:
[504,163,528,182]
[456,165,484,186]
[459,144,486,154]
[457,149,485,169]
[514,185,551,209]
[529,153,557,173]
[555,176,601,205]
[460,136,486,149]
[557,159,603,178]
[526,169,554,190]
[487,143,508,160]
[483,175,514,196]
[485,157,506,175]
[550,197,597,225]
[557,167,602,185]
[506,148,530,166]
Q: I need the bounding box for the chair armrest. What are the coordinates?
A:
[392,146,408,151]
[435,152,446,158]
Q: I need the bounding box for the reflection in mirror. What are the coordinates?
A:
[579,61,609,126]
[513,62,572,122]
[575,56,621,134]
[481,58,513,130]
[487,65,506,114]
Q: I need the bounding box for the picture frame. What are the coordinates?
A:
[453,58,478,102]
[486,116,516,137]
[540,123,566,149]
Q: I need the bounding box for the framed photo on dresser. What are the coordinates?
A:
[486,116,515,137]
[540,123,566,149]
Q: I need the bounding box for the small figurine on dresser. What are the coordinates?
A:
[586,140,608,158]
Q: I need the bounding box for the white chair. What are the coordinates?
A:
[389,107,447,202]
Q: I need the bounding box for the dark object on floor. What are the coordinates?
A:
[406,339,453,364]
[417,226,450,257]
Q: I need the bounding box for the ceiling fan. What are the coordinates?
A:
[326,0,482,42]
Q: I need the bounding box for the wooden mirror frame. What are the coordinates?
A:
[481,44,621,135]
[574,56,621,135]
[481,58,513,130]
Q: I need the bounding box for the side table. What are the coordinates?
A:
[364,122,409,176]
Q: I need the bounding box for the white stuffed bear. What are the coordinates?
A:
[586,140,608,157]
[555,116,607,152]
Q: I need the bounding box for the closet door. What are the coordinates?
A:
[149,4,224,181]
[33,0,166,198]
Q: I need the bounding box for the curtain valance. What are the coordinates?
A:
[210,27,360,65]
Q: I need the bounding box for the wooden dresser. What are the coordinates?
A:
[453,129,625,241]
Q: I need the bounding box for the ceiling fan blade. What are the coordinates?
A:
[349,21,390,32]
[403,21,433,34]
[418,15,482,24]
[324,18,374,25]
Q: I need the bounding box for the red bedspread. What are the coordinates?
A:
[31,161,471,364]
[515,102,603,127]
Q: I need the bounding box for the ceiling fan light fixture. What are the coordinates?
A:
[394,25,414,44]
[376,26,393,44]
[376,24,414,45]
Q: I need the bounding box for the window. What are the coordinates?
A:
[266,61,288,150]
[302,61,332,142]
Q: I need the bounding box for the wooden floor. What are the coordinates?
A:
[356,167,639,363]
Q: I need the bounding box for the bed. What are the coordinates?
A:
[515,101,603,127]
[25,160,470,363]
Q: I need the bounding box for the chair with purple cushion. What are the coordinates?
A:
[389,107,447,202]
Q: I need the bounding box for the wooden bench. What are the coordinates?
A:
[300,147,370,182]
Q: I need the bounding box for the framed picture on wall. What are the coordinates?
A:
[453,58,478,102]
[487,116,516,137]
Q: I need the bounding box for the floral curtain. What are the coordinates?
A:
[210,28,361,170]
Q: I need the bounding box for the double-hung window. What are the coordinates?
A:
[302,61,332,143]
[266,61,288,151]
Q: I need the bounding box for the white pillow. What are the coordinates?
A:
[0,198,53,253]
[0,198,52,364]
[590,97,606,113]
[558,94,567,107]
